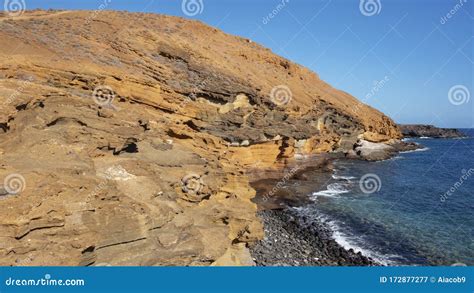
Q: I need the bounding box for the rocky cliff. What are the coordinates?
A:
[0,10,401,266]
[399,124,466,138]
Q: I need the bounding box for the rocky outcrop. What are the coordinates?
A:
[0,10,401,266]
[347,139,420,161]
[399,124,466,138]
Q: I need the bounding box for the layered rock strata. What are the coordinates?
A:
[0,10,401,266]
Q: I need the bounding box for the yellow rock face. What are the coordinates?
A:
[0,10,400,266]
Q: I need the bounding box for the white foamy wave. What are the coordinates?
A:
[332,174,356,181]
[312,183,349,198]
[419,136,432,139]
[375,155,404,163]
[319,215,400,266]
[400,147,430,154]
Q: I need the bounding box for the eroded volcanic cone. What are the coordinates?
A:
[0,10,400,266]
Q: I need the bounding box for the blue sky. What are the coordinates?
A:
[12,0,474,127]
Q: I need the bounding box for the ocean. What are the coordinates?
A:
[296,129,474,266]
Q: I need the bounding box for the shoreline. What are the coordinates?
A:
[249,155,381,266]
[248,140,425,266]
[249,134,473,267]
[249,208,378,266]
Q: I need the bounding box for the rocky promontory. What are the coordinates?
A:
[0,10,403,266]
[399,124,466,138]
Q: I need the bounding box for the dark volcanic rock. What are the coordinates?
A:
[249,209,377,266]
[399,124,466,138]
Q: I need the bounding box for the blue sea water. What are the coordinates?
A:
[300,129,474,266]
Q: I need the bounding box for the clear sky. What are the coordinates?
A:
[8,0,474,128]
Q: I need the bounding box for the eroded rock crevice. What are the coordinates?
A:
[0,10,401,266]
